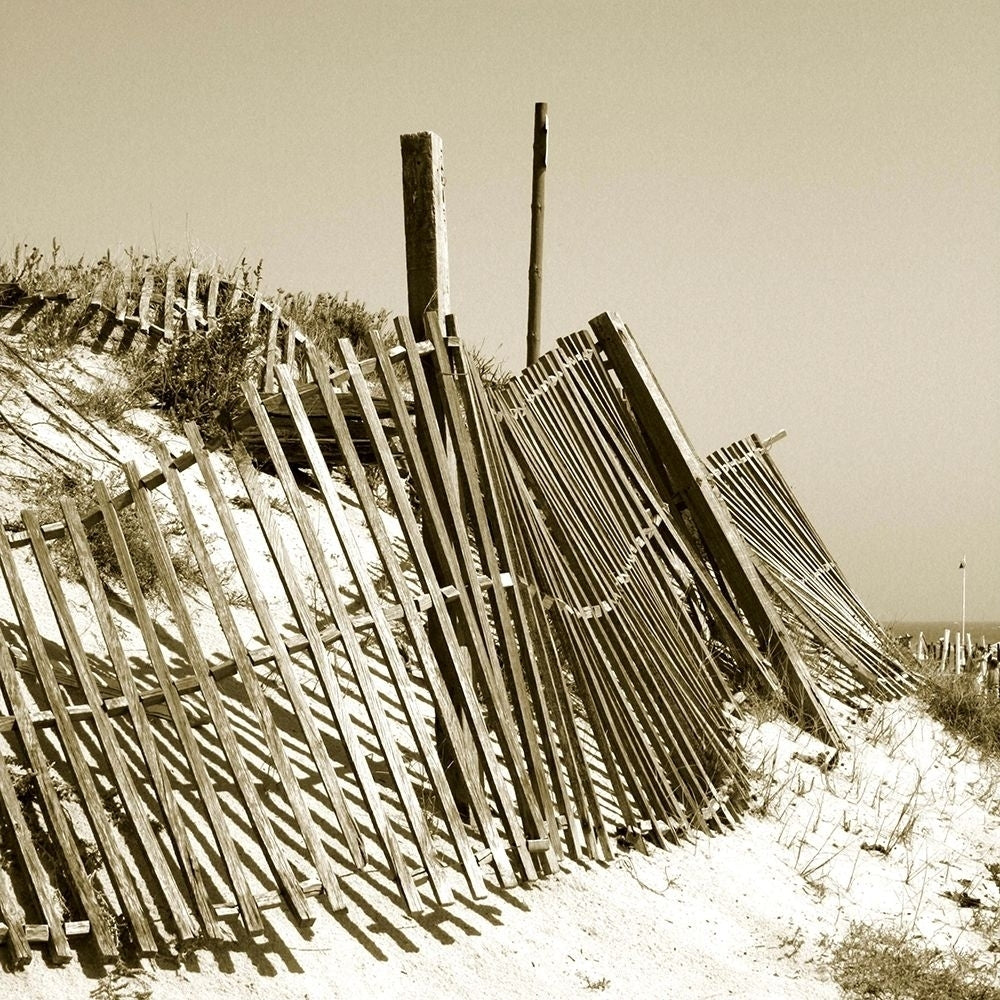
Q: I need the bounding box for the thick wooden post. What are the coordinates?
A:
[401,132,451,324]
[590,310,845,748]
[527,103,548,366]
[400,131,478,814]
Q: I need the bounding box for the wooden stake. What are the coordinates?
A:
[590,311,845,748]
[527,102,547,366]
[401,131,482,815]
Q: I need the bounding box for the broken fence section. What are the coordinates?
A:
[478,327,747,851]
[0,303,912,966]
[705,434,915,707]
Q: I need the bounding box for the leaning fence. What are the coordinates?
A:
[0,277,913,968]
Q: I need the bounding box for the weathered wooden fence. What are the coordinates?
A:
[704,434,914,707]
[0,283,914,968]
[0,259,310,390]
[478,327,747,851]
[0,302,562,966]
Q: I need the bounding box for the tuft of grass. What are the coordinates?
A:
[2,244,392,441]
[0,240,110,355]
[90,958,152,1000]
[140,296,263,442]
[280,290,390,363]
[75,375,150,427]
[467,342,512,388]
[921,672,1000,758]
[830,922,1000,1000]
[738,682,790,728]
[28,470,164,598]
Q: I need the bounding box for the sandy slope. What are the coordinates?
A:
[0,695,997,999]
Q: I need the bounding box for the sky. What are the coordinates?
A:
[3,1,998,622]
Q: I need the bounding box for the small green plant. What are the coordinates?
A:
[29,470,162,598]
[830,922,1000,1000]
[280,289,390,362]
[90,958,152,1000]
[0,240,111,355]
[75,376,149,427]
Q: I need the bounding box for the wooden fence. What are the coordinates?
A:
[0,284,913,968]
[704,434,914,707]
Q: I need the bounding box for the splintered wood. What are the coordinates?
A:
[0,291,912,967]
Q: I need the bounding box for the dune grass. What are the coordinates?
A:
[831,923,1000,1000]
[920,671,1000,759]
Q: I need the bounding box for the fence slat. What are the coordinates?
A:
[92,482,264,934]
[0,540,119,958]
[152,441,347,911]
[227,439,426,914]
[21,510,199,942]
[123,463,314,927]
[0,524,156,952]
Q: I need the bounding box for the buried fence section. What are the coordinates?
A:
[0,262,308,390]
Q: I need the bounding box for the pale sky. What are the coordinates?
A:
[3,1,998,621]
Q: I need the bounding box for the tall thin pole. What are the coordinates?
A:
[527,102,548,366]
[961,555,967,647]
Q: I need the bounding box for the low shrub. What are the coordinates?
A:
[921,672,1000,758]
[831,922,1000,1000]
[281,290,390,363]
[140,296,263,442]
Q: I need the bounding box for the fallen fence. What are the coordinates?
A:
[0,286,914,967]
[704,434,915,707]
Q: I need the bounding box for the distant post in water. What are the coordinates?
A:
[527,102,548,366]
[960,556,967,653]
